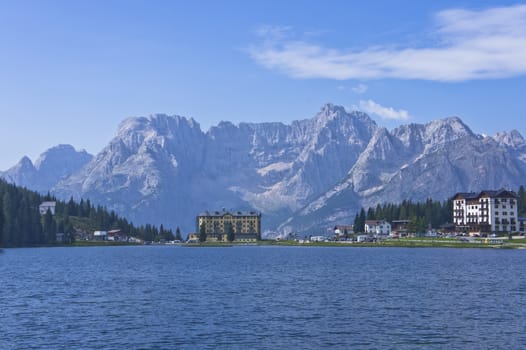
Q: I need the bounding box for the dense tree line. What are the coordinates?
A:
[519,185,526,217]
[0,179,174,247]
[354,186,526,234]
[353,198,453,233]
[0,180,45,246]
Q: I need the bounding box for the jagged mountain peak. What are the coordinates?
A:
[421,116,474,147]
[318,103,347,116]
[372,126,390,138]
[34,144,91,170]
[1,156,37,187]
[4,104,525,237]
[493,130,525,148]
[2,145,92,193]
[391,123,425,149]
[208,120,239,135]
[425,116,472,135]
[313,103,374,126]
[352,127,401,170]
[118,114,202,138]
[110,114,206,160]
[17,156,35,169]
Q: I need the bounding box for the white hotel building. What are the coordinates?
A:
[365,220,391,235]
[453,190,518,234]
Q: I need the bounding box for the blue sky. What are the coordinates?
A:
[1,0,526,170]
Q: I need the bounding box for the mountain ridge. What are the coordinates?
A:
[3,104,525,236]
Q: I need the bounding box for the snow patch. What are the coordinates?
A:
[257,162,293,176]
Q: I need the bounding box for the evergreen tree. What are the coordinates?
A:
[78,198,85,217]
[399,203,408,220]
[519,185,526,216]
[407,215,419,234]
[354,208,366,233]
[353,213,359,233]
[42,209,56,243]
[0,195,3,246]
[0,179,174,247]
[18,197,32,245]
[366,207,376,220]
[64,217,74,243]
[2,191,14,246]
[199,222,207,242]
[226,222,235,242]
[175,227,182,241]
[353,197,453,235]
[66,197,77,216]
[159,224,175,241]
[57,220,65,233]
[375,204,383,220]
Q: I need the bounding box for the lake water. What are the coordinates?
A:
[1,246,525,349]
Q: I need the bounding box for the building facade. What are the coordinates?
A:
[365,220,391,235]
[39,201,56,215]
[391,220,410,236]
[453,190,518,233]
[196,210,261,242]
[334,225,354,237]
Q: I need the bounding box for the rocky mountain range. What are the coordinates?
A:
[1,144,93,193]
[2,104,526,236]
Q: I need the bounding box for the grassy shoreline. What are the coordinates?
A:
[3,237,526,249]
[182,238,526,249]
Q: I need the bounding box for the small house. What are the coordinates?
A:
[107,229,127,241]
[334,225,353,237]
[93,230,107,241]
[391,220,410,236]
[356,235,370,243]
[365,220,391,235]
[39,201,56,215]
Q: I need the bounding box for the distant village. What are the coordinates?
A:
[39,188,526,245]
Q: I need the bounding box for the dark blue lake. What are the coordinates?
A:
[1,246,525,349]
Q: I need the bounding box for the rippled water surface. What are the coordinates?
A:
[1,246,526,349]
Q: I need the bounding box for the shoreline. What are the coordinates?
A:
[183,238,526,249]
[3,237,526,249]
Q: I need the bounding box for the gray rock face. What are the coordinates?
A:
[52,105,377,233]
[1,145,92,193]
[279,116,526,235]
[4,104,526,236]
[54,115,208,227]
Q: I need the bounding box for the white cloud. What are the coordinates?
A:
[248,5,526,81]
[358,100,411,121]
[351,83,368,94]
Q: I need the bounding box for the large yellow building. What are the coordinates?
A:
[196,210,261,242]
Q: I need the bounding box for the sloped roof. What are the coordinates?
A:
[453,189,518,200]
[198,210,261,217]
[365,220,389,225]
[452,192,478,200]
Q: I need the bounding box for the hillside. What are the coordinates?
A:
[0,179,175,247]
